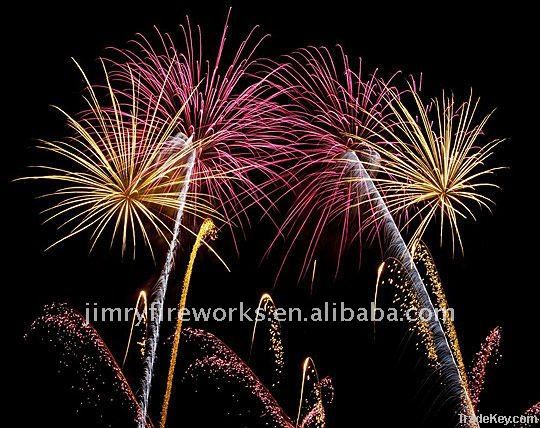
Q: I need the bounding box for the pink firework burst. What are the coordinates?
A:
[264,46,401,280]
[106,11,292,250]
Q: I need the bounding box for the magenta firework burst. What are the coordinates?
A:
[107,12,292,246]
[264,46,400,279]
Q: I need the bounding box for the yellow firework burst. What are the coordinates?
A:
[25,62,216,258]
[356,88,504,252]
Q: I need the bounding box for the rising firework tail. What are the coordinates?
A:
[160,219,216,428]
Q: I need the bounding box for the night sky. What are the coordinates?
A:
[6,2,538,426]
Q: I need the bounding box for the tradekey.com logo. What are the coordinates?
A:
[460,413,539,426]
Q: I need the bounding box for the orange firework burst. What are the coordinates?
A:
[25,62,216,258]
[355,88,504,251]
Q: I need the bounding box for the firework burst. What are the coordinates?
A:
[24,62,216,258]
[264,46,399,279]
[107,12,291,244]
[355,88,504,251]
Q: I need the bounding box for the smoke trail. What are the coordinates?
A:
[160,219,216,428]
[139,134,196,426]
[343,150,477,427]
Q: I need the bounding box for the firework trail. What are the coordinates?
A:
[160,218,216,428]
[343,150,476,426]
[123,290,149,367]
[381,257,439,365]
[140,139,195,423]
[250,293,285,390]
[182,328,294,427]
[105,16,290,423]
[412,242,469,383]
[468,326,502,411]
[412,240,477,418]
[25,303,152,427]
[296,357,326,428]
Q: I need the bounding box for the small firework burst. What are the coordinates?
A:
[25,63,215,258]
[357,88,504,252]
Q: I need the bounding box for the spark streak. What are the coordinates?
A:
[140,139,196,423]
[249,293,285,389]
[412,240,476,419]
[159,218,216,428]
[469,326,502,411]
[296,357,325,428]
[123,290,148,367]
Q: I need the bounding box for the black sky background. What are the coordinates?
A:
[5,1,539,427]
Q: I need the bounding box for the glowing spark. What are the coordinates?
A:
[469,326,502,411]
[373,261,385,336]
[310,260,317,295]
[249,293,285,389]
[356,88,504,252]
[296,357,325,428]
[122,290,148,367]
[160,219,217,428]
[373,261,385,312]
